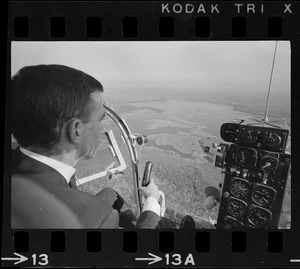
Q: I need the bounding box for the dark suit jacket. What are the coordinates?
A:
[11,148,161,229]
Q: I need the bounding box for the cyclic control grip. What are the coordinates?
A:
[142,161,153,187]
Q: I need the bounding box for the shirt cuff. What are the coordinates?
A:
[142,197,161,216]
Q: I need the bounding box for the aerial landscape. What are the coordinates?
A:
[76,86,291,224]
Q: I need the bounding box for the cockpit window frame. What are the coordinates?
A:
[77,129,127,185]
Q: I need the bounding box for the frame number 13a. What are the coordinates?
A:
[165,253,195,266]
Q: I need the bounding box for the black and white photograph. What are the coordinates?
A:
[10,41,291,230]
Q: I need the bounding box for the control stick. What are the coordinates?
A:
[141,161,165,217]
[142,161,153,187]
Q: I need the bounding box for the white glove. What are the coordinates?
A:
[139,178,166,217]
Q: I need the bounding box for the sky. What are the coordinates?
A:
[11,41,290,93]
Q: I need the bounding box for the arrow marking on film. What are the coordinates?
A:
[135,252,162,265]
[1,252,28,265]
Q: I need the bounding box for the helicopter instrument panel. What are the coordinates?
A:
[216,120,290,229]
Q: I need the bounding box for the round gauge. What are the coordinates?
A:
[263,132,281,148]
[230,179,250,199]
[247,205,272,227]
[234,148,257,167]
[260,157,279,172]
[251,184,276,207]
[241,130,258,144]
[221,123,238,142]
[223,216,244,229]
[226,197,247,218]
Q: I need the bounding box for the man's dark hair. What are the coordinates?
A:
[11,64,104,149]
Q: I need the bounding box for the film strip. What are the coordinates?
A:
[3,1,300,268]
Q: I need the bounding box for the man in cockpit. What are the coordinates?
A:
[11,64,178,229]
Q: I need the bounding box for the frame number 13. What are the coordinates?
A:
[32,254,49,266]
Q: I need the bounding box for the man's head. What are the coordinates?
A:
[12,64,105,161]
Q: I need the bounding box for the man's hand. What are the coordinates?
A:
[139,178,160,202]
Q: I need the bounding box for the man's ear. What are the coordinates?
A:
[67,118,83,144]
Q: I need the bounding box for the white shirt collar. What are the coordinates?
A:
[19,147,76,184]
